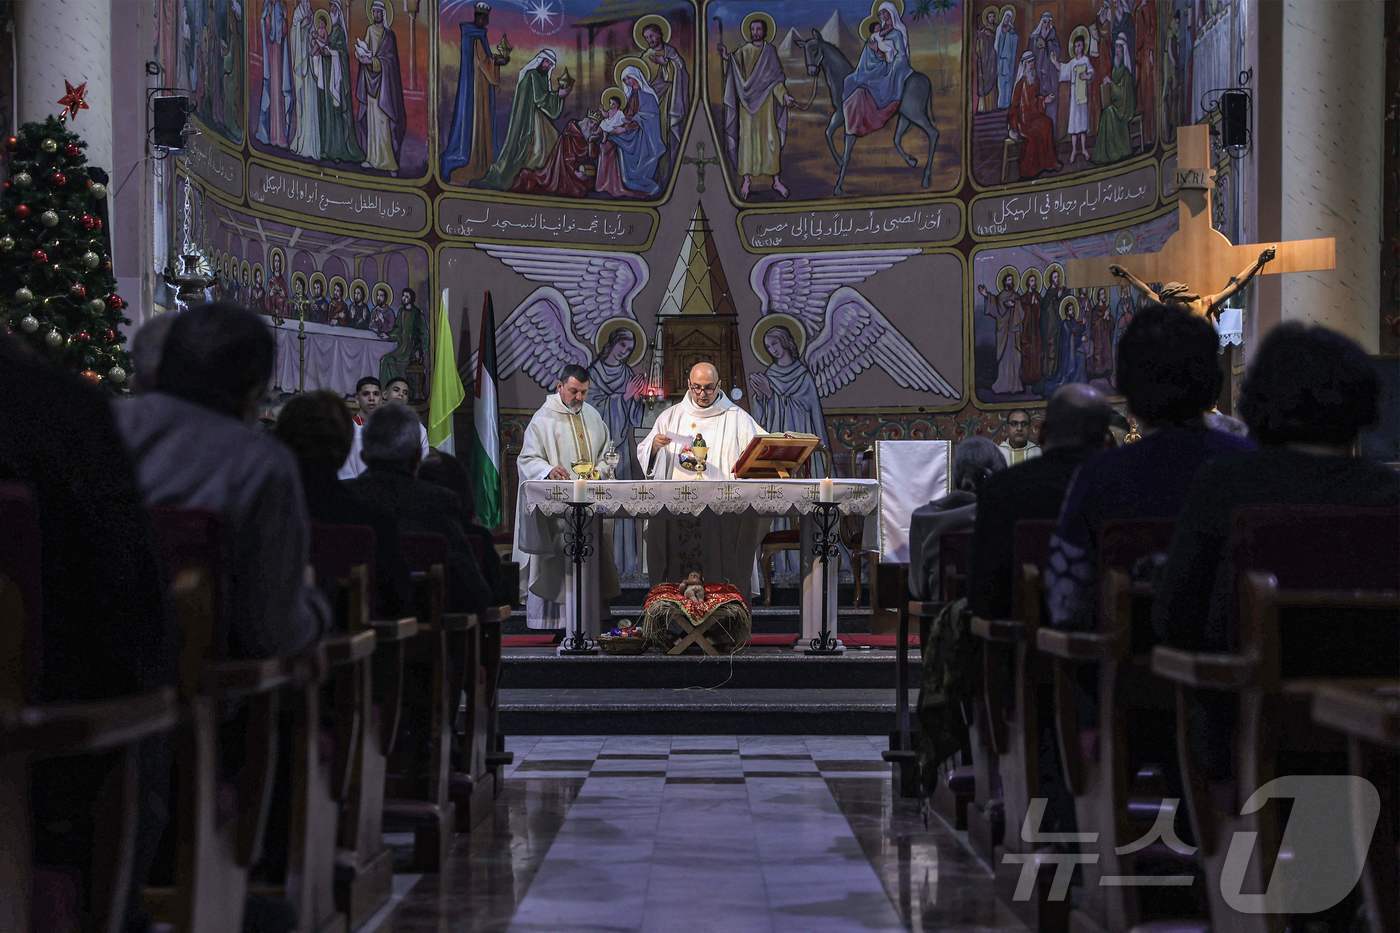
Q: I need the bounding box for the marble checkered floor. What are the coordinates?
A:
[369,735,1026,932]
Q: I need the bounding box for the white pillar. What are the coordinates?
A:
[16,0,112,170]
[1253,0,1384,352]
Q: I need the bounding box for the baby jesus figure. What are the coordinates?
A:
[681,571,705,605]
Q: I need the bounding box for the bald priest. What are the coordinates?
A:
[513,364,619,629]
[639,362,768,591]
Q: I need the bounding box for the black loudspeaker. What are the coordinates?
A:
[152,95,190,148]
[1220,89,1250,152]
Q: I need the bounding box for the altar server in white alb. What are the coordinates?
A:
[514,365,619,628]
[639,361,768,590]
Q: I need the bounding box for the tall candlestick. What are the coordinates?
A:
[818,477,835,503]
[573,477,587,503]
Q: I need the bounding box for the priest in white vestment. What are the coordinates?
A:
[513,366,619,629]
[639,362,768,592]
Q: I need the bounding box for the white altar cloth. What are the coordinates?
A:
[516,479,881,650]
[265,316,396,396]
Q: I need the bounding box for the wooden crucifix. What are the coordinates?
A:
[1066,124,1336,319]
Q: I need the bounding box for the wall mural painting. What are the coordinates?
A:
[197,191,433,396]
[705,0,964,201]
[971,209,1174,405]
[436,0,698,199]
[184,0,247,142]
[248,0,428,177]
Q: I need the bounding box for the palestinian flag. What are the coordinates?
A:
[470,290,502,529]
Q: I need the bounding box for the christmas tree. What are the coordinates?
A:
[1,100,130,389]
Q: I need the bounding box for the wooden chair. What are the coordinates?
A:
[1152,506,1400,933]
[308,524,417,928]
[1002,135,1024,183]
[387,534,471,869]
[758,445,828,607]
[1310,681,1400,933]
[970,519,1064,930]
[463,532,513,794]
[1128,113,1145,152]
[1035,519,1203,933]
[141,509,295,933]
[0,484,179,933]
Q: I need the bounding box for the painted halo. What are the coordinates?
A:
[994,264,1019,291]
[633,13,670,48]
[1059,295,1081,320]
[601,87,626,110]
[1068,24,1092,53]
[750,312,807,366]
[291,270,309,295]
[1043,262,1065,288]
[859,14,879,38]
[350,277,369,301]
[613,56,651,88]
[313,8,331,30]
[240,259,251,283]
[372,282,392,304]
[1000,4,1016,22]
[1019,266,1041,293]
[982,6,998,27]
[268,245,287,276]
[328,274,348,298]
[873,0,904,17]
[740,11,777,43]
[366,0,391,28]
[593,317,648,366]
[252,260,264,282]
[309,270,329,295]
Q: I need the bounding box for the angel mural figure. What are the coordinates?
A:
[748,320,830,463]
[1109,247,1277,320]
[979,267,1022,395]
[470,245,650,580]
[637,15,690,160]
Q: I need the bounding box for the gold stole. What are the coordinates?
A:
[566,410,592,465]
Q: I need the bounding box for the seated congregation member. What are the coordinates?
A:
[127,311,178,394]
[1,333,175,932]
[114,302,328,658]
[970,384,1112,619]
[907,435,1006,601]
[419,449,515,608]
[274,390,413,618]
[1154,323,1400,654]
[1045,304,1254,631]
[348,404,493,614]
[338,376,382,480]
[383,375,431,456]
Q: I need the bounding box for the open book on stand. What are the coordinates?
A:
[732,433,821,479]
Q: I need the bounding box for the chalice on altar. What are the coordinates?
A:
[571,459,596,480]
[678,434,708,473]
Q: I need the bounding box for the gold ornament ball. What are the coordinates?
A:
[40,138,58,153]
[19,314,39,333]
[88,181,107,199]
[14,286,34,303]
[107,365,127,385]
[86,298,105,314]
[12,171,32,188]
[81,250,100,269]
[0,235,14,251]
[43,328,63,347]
[39,209,59,227]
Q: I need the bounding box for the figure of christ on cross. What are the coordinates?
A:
[1066,124,1335,323]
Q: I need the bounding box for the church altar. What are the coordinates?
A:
[265,316,396,396]
[516,478,881,650]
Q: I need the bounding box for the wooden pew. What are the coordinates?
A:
[1035,519,1204,932]
[970,519,1063,931]
[308,524,417,928]
[385,534,470,870]
[1311,681,1400,933]
[0,483,179,933]
[145,508,342,933]
[1152,506,1400,933]
[462,532,512,812]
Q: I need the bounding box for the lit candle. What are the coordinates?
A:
[573,478,588,503]
[819,477,835,503]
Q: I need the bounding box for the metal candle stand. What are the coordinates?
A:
[559,499,599,655]
[805,501,842,655]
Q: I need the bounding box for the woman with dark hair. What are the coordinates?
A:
[1154,323,1398,653]
[1044,304,1254,631]
[275,390,412,617]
